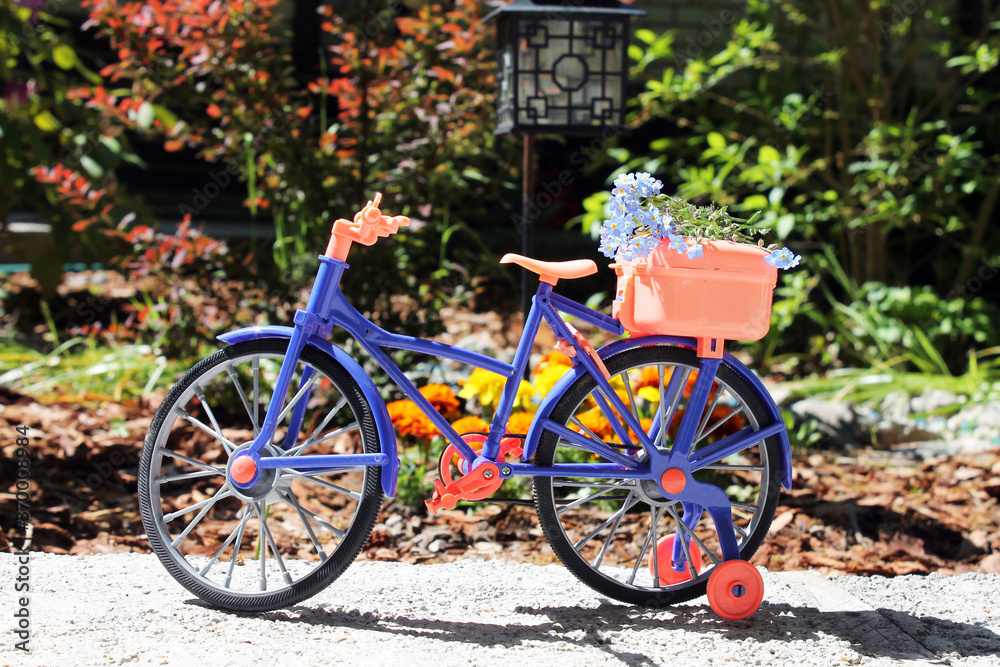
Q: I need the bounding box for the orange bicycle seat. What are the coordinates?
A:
[500,254,598,286]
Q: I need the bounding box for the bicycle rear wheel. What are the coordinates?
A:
[532,345,781,607]
[138,338,383,612]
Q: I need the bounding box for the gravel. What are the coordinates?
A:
[3,553,999,666]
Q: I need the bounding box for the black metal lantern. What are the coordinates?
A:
[486,0,645,135]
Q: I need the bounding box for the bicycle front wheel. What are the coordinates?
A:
[138,338,383,612]
[532,345,782,607]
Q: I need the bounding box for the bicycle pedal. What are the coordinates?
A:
[425,462,500,516]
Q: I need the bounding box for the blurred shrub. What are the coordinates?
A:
[79,0,519,337]
[581,0,1000,374]
[0,2,144,295]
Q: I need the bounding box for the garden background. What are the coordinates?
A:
[2,0,1000,576]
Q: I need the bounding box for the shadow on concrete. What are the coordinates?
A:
[197,597,1000,665]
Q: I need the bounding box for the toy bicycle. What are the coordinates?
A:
[138,194,792,620]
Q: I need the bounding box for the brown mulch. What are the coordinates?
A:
[2,387,999,576]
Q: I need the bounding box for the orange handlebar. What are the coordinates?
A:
[325,192,411,261]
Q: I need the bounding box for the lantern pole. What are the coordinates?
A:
[520,133,535,321]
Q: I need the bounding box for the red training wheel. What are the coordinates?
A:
[706,560,764,620]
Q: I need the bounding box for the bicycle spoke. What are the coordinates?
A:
[280,489,345,539]
[156,469,223,484]
[701,463,765,472]
[255,501,268,591]
[658,365,666,447]
[300,396,347,449]
[661,367,690,449]
[159,449,224,474]
[285,472,362,501]
[650,506,661,588]
[620,371,639,425]
[628,507,660,585]
[223,506,249,588]
[285,421,359,453]
[193,387,234,454]
[695,405,744,445]
[734,522,748,541]
[288,495,329,562]
[177,408,238,452]
[276,374,320,424]
[553,481,632,489]
[667,504,701,579]
[731,501,759,514]
[672,508,722,566]
[170,486,233,548]
[572,491,638,552]
[200,510,253,576]
[163,486,232,523]
[252,357,260,430]
[226,363,260,437]
[694,383,725,442]
[253,502,292,586]
[593,492,638,568]
[569,417,611,452]
[557,480,631,515]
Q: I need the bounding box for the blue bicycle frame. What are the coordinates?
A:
[221,254,792,562]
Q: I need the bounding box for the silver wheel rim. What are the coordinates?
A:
[544,357,773,594]
[144,349,370,597]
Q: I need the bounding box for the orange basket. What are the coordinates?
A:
[612,239,778,356]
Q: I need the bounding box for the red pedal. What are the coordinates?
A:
[425,461,501,516]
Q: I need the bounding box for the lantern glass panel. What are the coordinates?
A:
[492,3,638,134]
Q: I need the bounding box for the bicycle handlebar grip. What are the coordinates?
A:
[325,192,410,261]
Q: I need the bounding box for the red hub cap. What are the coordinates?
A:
[230,456,257,485]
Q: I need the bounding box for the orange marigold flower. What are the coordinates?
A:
[533,350,574,376]
[387,399,439,440]
[572,407,613,442]
[505,411,534,436]
[451,415,489,435]
[419,383,460,420]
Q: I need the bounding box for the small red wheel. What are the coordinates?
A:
[649,534,703,585]
[706,560,764,620]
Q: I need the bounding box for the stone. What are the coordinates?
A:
[896,436,1000,461]
[790,399,865,449]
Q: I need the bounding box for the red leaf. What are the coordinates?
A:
[206,104,221,118]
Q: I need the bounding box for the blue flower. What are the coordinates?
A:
[632,235,657,259]
[649,209,673,239]
[610,193,642,220]
[601,215,631,243]
[686,243,704,260]
[764,247,801,270]
[632,172,663,198]
[599,236,619,258]
[668,234,688,255]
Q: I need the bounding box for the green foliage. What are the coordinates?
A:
[586,0,1000,379]
[593,0,1000,278]
[0,4,142,295]
[0,334,179,402]
[81,0,519,335]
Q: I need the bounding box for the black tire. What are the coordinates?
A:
[138,338,383,612]
[532,345,782,607]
